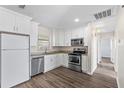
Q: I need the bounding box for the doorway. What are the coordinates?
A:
[95,33,116,78]
[97,34,114,64]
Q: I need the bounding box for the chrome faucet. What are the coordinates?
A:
[45,47,47,53]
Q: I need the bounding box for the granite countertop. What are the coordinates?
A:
[31,51,71,57]
[31,50,88,58]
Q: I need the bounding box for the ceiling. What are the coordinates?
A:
[1,5,119,29]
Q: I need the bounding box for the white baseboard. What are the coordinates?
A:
[90,65,97,75]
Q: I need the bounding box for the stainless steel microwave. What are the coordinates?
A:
[71,38,84,46]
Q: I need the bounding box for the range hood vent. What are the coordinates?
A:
[94,9,111,20]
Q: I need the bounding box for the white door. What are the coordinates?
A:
[0,9,15,32]
[1,50,30,88]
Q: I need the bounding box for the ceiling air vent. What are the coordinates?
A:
[122,5,124,8]
[18,5,26,9]
[94,9,112,20]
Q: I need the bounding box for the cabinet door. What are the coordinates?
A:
[52,30,65,46]
[78,29,84,38]
[71,30,77,39]
[64,31,71,46]
[59,31,65,46]
[52,30,59,46]
[44,55,55,72]
[15,16,30,34]
[71,29,84,39]
[62,54,69,67]
[30,22,38,46]
[44,55,51,72]
[82,56,88,72]
[0,9,15,32]
[55,54,63,67]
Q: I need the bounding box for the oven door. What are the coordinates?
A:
[69,54,81,65]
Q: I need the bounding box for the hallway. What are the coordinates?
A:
[94,57,117,85]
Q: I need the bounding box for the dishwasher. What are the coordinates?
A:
[31,56,44,76]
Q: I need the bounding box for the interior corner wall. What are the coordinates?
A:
[115,7,124,88]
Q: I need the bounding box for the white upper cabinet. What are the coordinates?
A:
[59,31,65,46]
[64,31,71,46]
[0,8,15,32]
[71,28,84,39]
[15,15,31,34]
[52,29,59,46]
[52,29,65,46]
[0,7,32,34]
[30,22,39,46]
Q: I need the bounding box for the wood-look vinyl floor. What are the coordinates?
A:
[15,58,117,88]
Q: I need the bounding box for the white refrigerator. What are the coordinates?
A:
[0,33,30,88]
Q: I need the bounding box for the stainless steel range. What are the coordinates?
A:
[68,47,87,72]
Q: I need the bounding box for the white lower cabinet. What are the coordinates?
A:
[82,55,88,73]
[44,53,69,73]
[62,54,68,67]
[44,55,55,73]
[55,54,63,67]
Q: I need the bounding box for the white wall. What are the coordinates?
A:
[91,28,97,73]
[101,38,111,58]
[115,7,124,88]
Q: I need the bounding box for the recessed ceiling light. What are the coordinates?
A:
[74,18,80,22]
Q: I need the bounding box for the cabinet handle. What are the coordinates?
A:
[13,26,15,31]
[16,27,18,31]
